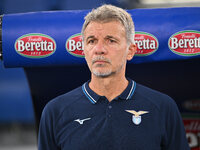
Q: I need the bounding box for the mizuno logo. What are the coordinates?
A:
[74,118,91,124]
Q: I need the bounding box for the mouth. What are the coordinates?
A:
[92,57,111,65]
[94,60,108,64]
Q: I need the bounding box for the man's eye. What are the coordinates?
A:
[110,40,115,42]
[109,39,116,43]
[88,40,95,44]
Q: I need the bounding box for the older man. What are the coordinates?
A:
[38,4,189,150]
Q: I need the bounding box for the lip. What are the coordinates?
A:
[94,60,108,64]
[95,60,106,63]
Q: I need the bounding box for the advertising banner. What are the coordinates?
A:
[2,7,200,67]
[183,117,200,150]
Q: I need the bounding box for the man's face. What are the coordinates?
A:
[83,21,136,78]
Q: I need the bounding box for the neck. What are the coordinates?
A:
[89,73,128,102]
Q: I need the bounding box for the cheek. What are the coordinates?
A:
[83,45,92,56]
[113,47,128,60]
[84,44,93,52]
[84,51,92,65]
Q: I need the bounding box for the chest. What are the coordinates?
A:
[55,102,162,150]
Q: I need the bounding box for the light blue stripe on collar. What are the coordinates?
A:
[82,80,136,103]
[82,83,96,104]
[126,80,136,100]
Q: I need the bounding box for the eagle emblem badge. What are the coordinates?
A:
[125,110,149,125]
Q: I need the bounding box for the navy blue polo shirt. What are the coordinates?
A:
[38,79,189,150]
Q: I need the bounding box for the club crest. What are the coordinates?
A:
[126,110,149,125]
[132,116,141,125]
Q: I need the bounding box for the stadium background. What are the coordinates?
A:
[0,0,200,149]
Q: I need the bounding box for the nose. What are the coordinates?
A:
[93,40,107,55]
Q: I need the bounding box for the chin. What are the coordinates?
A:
[92,69,114,78]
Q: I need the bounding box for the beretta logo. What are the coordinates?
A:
[134,31,159,56]
[15,33,56,58]
[66,33,84,58]
[168,30,200,56]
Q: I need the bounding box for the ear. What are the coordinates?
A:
[127,43,137,61]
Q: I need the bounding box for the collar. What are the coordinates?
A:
[82,78,136,104]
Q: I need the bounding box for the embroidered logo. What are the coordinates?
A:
[74,118,91,124]
[125,110,149,125]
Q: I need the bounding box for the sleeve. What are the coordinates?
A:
[161,97,190,150]
[38,103,60,150]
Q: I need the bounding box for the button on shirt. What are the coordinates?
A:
[38,79,190,150]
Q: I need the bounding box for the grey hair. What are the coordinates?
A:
[81,4,135,44]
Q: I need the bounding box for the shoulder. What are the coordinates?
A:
[134,83,178,111]
[133,83,189,149]
[41,86,84,119]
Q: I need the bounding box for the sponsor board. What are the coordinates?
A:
[66,33,84,58]
[15,33,56,58]
[134,32,159,56]
[183,118,200,150]
[168,30,200,56]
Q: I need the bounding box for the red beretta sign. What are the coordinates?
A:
[66,33,84,58]
[134,31,159,56]
[168,30,200,56]
[15,33,56,58]
[183,118,200,150]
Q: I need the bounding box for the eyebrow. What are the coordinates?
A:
[85,35,120,42]
[106,35,119,41]
[86,36,96,42]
